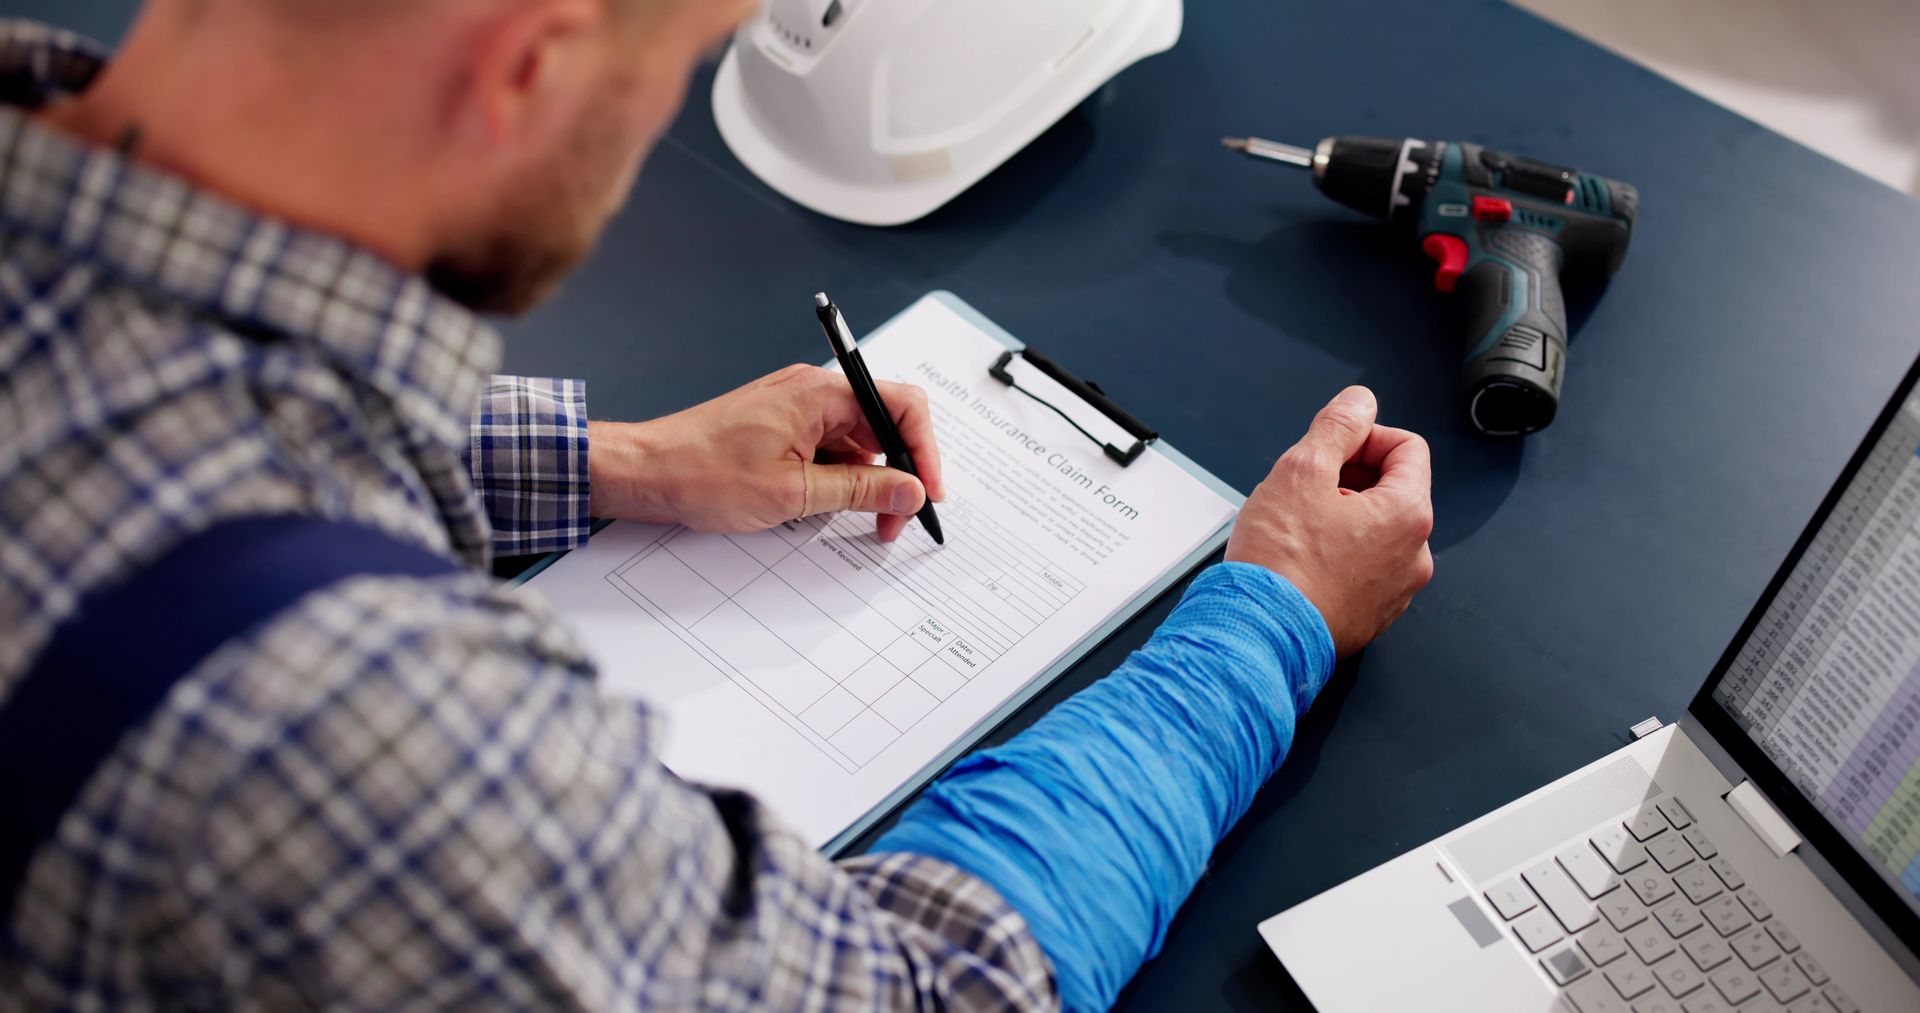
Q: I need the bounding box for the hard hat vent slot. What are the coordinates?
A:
[768,15,816,50]
[767,0,853,53]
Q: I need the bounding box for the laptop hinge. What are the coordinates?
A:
[1629,716,1663,739]
[1725,780,1802,858]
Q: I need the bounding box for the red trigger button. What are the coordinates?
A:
[1422,234,1469,293]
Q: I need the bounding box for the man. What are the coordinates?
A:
[0,1,1433,1009]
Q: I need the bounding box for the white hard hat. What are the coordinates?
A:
[711,0,1184,227]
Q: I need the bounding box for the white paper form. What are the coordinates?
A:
[523,294,1239,848]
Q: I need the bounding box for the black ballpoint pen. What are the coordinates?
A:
[814,293,945,545]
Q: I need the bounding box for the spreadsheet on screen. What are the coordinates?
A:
[1718,388,1920,911]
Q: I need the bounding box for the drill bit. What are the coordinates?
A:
[1221,136,1315,168]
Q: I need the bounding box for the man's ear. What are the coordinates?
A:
[462,0,605,147]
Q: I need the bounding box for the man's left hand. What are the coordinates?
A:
[587,365,948,542]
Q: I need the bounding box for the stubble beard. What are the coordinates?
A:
[427,95,640,317]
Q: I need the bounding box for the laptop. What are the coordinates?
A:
[1260,357,1920,1013]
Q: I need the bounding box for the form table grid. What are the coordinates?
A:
[602,496,1085,773]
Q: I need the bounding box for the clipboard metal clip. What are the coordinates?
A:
[989,348,1159,467]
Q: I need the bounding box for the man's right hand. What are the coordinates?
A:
[588,365,945,543]
[1226,386,1435,657]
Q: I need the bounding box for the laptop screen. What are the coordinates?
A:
[1700,362,1920,942]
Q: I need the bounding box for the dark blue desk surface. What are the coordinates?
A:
[31,1,1920,1007]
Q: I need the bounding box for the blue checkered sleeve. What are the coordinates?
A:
[467,376,593,557]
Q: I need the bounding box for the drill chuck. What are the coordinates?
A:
[1310,136,1416,222]
[1222,135,1409,220]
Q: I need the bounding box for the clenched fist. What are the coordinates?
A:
[588,364,948,542]
[1227,386,1434,657]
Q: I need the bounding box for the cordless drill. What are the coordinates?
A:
[1224,135,1638,436]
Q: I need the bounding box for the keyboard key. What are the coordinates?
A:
[1821,984,1858,1013]
[1657,797,1694,830]
[1526,860,1600,932]
[1707,857,1744,891]
[1764,922,1800,953]
[1709,964,1761,1004]
[1624,923,1678,965]
[1593,825,1652,873]
[1606,961,1657,1000]
[1648,836,1696,873]
[1626,869,1677,906]
[1628,804,1672,841]
[1513,907,1563,953]
[1600,892,1649,932]
[1560,843,1623,899]
[1542,945,1591,985]
[1791,952,1828,985]
[1737,888,1773,922]
[1731,926,1782,969]
[1652,900,1703,939]
[1578,927,1629,967]
[1679,995,1730,1013]
[1566,974,1632,1013]
[1630,997,1681,1013]
[1650,953,1705,997]
[1784,997,1826,1013]
[1681,827,1717,859]
[1486,876,1536,920]
[1674,867,1722,905]
[1699,895,1750,938]
[1757,960,1810,1003]
[1681,933,1732,971]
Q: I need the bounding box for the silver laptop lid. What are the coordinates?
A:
[1689,355,1920,956]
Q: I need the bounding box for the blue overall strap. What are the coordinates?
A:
[0,515,463,918]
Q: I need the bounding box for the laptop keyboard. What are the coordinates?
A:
[1479,793,1861,1013]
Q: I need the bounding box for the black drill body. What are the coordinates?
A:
[1312,136,1637,435]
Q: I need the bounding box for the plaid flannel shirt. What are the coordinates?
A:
[0,20,1054,1011]
[470,375,592,559]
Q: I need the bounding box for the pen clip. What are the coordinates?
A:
[990,349,1158,467]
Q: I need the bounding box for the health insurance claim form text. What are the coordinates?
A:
[525,295,1239,847]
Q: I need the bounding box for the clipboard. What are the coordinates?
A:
[516,291,1244,854]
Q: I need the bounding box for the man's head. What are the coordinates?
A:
[82,0,757,314]
[411,0,760,313]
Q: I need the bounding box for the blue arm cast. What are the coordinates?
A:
[869,562,1336,1011]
